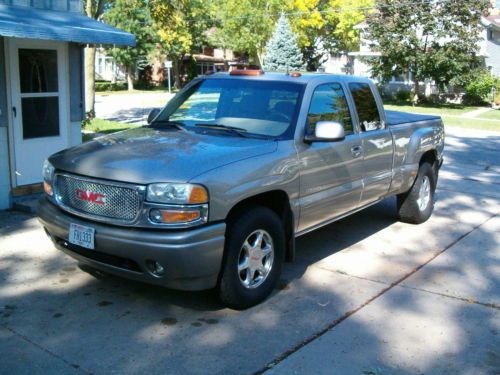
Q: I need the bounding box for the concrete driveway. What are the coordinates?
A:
[0,127,498,375]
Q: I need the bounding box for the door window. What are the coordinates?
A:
[307,83,353,135]
[18,49,60,139]
[348,82,383,132]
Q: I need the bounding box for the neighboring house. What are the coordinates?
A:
[95,48,126,81]
[480,15,500,76]
[187,47,237,75]
[322,13,500,95]
[0,0,135,209]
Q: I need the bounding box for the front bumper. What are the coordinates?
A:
[38,196,226,291]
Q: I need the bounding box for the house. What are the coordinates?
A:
[0,0,135,209]
[322,9,500,96]
[95,48,126,82]
[480,15,500,76]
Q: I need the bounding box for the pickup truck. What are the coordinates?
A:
[38,71,444,309]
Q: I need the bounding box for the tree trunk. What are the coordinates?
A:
[126,65,134,91]
[84,46,96,118]
[413,79,420,105]
[173,59,181,89]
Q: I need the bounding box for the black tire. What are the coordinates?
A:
[397,162,436,224]
[218,206,285,310]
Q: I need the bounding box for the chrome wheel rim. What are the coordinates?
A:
[417,175,431,211]
[238,229,274,289]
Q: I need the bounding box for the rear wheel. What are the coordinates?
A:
[397,162,436,224]
[218,207,284,310]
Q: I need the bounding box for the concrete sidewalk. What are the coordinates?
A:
[0,126,499,375]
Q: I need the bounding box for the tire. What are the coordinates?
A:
[397,162,436,224]
[218,206,285,310]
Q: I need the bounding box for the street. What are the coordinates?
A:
[0,126,498,375]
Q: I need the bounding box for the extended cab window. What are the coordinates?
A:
[307,83,353,135]
[348,82,383,131]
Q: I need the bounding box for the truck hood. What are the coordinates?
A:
[49,127,277,184]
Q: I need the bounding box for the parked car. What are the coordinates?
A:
[38,71,444,309]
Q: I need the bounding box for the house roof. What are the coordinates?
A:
[482,15,500,30]
[0,5,135,46]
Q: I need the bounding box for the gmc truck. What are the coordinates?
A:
[38,71,444,309]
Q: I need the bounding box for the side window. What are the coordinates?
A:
[348,82,383,131]
[307,83,353,135]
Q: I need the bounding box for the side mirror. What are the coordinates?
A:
[305,121,345,143]
[147,108,161,124]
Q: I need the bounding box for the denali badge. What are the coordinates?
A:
[75,189,106,205]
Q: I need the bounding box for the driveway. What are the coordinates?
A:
[0,127,498,375]
[95,92,174,124]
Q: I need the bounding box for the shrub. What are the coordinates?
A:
[95,81,127,92]
[394,89,412,102]
[464,69,500,103]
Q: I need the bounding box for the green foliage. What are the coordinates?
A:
[366,0,490,95]
[95,82,127,91]
[464,69,500,103]
[103,0,157,73]
[394,89,412,102]
[262,14,304,71]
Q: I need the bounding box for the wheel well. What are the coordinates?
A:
[420,150,437,167]
[226,191,295,262]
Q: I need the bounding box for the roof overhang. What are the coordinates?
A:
[0,5,135,46]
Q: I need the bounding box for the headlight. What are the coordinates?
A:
[146,183,208,204]
[42,160,55,196]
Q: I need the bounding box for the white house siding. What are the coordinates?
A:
[485,28,500,76]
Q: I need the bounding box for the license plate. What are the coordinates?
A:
[68,223,95,250]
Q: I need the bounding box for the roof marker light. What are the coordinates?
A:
[290,72,302,77]
[229,69,265,76]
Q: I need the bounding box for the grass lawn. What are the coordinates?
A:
[478,109,500,120]
[384,101,482,116]
[441,116,500,131]
[82,118,138,142]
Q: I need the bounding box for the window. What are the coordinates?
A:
[348,82,383,131]
[162,79,303,138]
[307,83,353,135]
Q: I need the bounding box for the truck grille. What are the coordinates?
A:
[55,174,141,222]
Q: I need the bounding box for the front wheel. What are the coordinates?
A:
[218,207,285,310]
[397,162,436,224]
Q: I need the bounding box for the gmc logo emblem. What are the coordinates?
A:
[75,189,106,205]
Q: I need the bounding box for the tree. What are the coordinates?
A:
[150,0,215,88]
[211,0,284,66]
[262,14,304,71]
[366,0,490,102]
[84,0,108,118]
[104,0,156,91]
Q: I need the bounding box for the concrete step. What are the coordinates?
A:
[12,194,41,214]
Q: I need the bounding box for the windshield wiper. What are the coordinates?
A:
[195,123,249,138]
[150,120,185,130]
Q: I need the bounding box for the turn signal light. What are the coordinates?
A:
[188,186,208,204]
[44,181,53,196]
[150,209,201,224]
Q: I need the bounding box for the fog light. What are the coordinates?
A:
[145,259,165,277]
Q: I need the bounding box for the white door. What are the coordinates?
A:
[7,39,69,186]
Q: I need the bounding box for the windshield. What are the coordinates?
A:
[154,78,304,138]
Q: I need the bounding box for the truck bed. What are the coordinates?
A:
[386,110,441,126]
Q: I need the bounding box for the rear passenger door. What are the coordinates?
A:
[297,83,364,233]
[348,82,394,206]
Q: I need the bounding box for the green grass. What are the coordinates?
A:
[82,118,138,142]
[478,109,500,120]
[442,116,500,131]
[384,101,482,116]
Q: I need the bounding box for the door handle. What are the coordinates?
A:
[12,106,16,118]
[351,145,362,158]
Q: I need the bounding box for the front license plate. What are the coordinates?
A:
[68,223,95,250]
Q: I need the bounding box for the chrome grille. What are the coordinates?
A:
[55,174,141,222]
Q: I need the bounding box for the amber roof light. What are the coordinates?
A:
[229,69,265,76]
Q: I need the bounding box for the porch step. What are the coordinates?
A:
[12,194,42,214]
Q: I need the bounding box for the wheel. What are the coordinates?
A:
[397,162,436,224]
[218,206,285,309]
